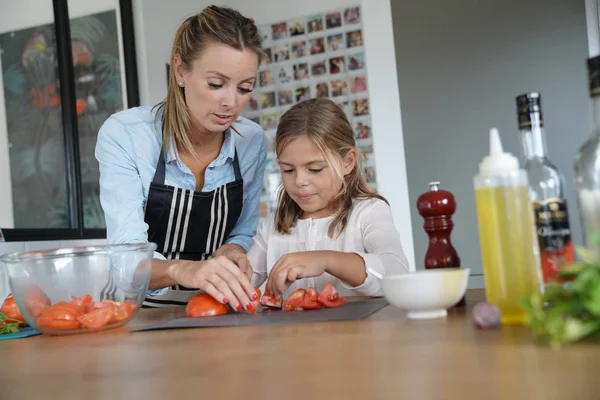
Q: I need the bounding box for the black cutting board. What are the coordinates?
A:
[130,299,388,332]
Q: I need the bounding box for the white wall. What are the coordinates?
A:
[132,0,417,271]
[0,0,127,228]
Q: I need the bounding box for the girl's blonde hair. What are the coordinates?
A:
[154,6,267,157]
[275,98,387,238]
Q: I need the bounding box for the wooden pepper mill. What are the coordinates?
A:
[416,181,466,307]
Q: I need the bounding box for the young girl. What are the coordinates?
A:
[248,98,409,300]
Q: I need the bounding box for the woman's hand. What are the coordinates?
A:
[214,244,253,280]
[168,256,258,312]
[266,251,329,296]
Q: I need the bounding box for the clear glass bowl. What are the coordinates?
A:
[0,243,156,336]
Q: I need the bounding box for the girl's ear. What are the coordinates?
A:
[343,148,357,176]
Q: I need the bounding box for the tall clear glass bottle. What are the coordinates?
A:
[516,92,575,284]
[574,55,600,252]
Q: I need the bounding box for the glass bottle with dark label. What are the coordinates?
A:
[516,92,575,284]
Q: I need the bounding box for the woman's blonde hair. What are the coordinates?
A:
[154,6,267,157]
[275,98,387,238]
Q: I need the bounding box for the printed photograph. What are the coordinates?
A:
[352,98,369,116]
[289,20,306,36]
[330,79,348,97]
[347,30,363,48]
[353,119,371,139]
[327,33,345,51]
[277,90,294,106]
[315,82,329,98]
[350,75,367,94]
[357,142,374,155]
[311,60,327,76]
[262,112,278,131]
[245,95,260,112]
[291,41,307,58]
[329,56,346,74]
[347,52,365,71]
[258,25,271,43]
[336,101,351,117]
[309,38,325,55]
[294,63,309,80]
[273,44,290,62]
[277,64,294,85]
[295,86,311,102]
[325,11,342,29]
[307,14,324,33]
[364,166,377,183]
[260,92,276,109]
[344,7,361,24]
[259,70,275,87]
[272,22,287,40]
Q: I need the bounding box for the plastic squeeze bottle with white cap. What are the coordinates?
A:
[474,128,541,325]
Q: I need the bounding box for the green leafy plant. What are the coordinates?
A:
[0,312,22,335]
[521,231,600,348]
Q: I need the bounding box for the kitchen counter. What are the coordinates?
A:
[1,289,599,400]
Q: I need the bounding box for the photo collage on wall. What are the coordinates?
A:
[241,5,376,218]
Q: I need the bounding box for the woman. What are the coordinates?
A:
[95,6,268,312]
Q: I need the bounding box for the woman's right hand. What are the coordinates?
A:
[168,256,258,312]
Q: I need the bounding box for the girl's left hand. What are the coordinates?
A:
[267,251,329,295]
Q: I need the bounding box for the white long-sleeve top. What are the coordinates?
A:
[249,198,409,298]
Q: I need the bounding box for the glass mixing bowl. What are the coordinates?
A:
[0,243,156,336]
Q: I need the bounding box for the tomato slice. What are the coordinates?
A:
[36,302,81,330]
[317,283,346,308]
[1,294,27,325]
[260,287,283,308]
[283,288,306,311]
[186,293,229,318]
[246,288,262,315]
[300,287,322,310]
[77,307,113,330]
[24,286,51,318]
[69,294,92,315]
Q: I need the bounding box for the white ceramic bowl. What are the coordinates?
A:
[382,268,470,320]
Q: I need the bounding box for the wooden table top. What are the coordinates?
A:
[1,289,599,400]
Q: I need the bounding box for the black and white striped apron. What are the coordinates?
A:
[102,145,244,308]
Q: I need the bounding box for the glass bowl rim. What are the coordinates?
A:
[0,242,157,263]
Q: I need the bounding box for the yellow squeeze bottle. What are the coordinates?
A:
[474,128,541,325]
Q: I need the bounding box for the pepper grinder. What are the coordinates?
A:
[416,181,466,307]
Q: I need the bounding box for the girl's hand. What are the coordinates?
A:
[267,251,329,296]
[168,257,258,313]
[214,244,253,280]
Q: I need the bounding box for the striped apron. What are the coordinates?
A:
[117,146,243,308]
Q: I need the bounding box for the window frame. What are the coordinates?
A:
[1,0,139,242]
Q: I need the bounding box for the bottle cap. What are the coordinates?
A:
[516,92,543,128]
[478,128,519,176]
[588,55,600,97]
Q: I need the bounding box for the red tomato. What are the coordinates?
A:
[317,283,346,308]
[283,288,306,311]
[186,293,229,318]
[36,302,81,330]
[77,307,113,330]
[24,286,51,318]
[246,288,262,314]
[1,294,27,325]
[260,287,283,308]
[300,287,322,310]
[69,294,92,315]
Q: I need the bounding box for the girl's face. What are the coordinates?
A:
[175,42,258,137]
[278,135,356,219]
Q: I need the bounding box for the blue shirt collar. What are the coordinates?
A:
[165,128,235,165]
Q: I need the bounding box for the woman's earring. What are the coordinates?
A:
[178,81,184,87]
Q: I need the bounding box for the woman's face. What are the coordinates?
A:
[176,42,259,135]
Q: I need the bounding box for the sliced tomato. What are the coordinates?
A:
[283,288,306,311]
[246,288,262,315]
[300,287,322,310]
[121,300,137,316]
[260,287,283,308]
[24,286,51,318]
[69,294,92,315]
[1,294,27,325]
[77,307,114,330]
[186,293,229,318]
[36,302,81,330]
[317,283,346,308]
